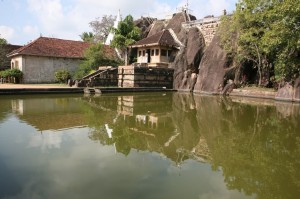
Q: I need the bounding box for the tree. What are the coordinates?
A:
[79,32,94,43]
[0,36,8,69]
[89,15,116,43]
[219,0,300,86]
[111,15,141,65]
[261,0,300,82]
[75,43,122,79]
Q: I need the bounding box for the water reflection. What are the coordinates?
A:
[82,93,209,166]
[10,95,87,131]
[0,93,299,199]
[81,93,300,199]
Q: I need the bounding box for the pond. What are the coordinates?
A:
[0,92,299,199]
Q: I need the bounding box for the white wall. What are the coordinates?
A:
[17,55,82,83]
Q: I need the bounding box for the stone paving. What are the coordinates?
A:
[0,83,69,89]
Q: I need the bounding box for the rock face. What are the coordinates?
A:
[135,12,205,91]
[275,77,300,102]
[171,27,205,91]
[134,17,156,38]
[147,20,166,37]
[193,36,229,94]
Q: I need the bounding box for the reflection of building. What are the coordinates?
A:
[13,96,87,131]
[82,93,212,165]
[12,99,24,115]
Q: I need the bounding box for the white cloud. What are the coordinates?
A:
[0,25,15,41]
[23,0,237,42]
[23,25,39,35]
[25,0,177,41]
[178,0,237,18]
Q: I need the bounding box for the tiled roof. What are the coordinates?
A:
[131,29,179,48]
[7,37,92,59]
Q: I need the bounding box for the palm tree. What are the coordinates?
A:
[79,32,94,43]
[110,15,141,65]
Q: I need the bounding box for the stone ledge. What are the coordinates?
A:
[230,89,276,100]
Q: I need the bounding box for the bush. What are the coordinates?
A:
[9,68,23,78]
[0,69,23,83]
[55,69,71,83]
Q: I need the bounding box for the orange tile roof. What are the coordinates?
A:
[8,37,91,59]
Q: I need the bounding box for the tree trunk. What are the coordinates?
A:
[125,48,128,66]
[234,62,242,85]
[254,44,262,86]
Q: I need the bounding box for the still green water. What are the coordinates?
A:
[0,92,299,199]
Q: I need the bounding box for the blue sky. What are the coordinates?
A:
[0,0,237,45]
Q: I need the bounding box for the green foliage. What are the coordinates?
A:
[80,32,94,43]
[0,36,8,68]
[9,68,23,78]
[111,15,141,65]
[0,68,23,78]
[0,37,7,45]
[54,69,71,83]
[219,0,300,85]
[74,43,122,79]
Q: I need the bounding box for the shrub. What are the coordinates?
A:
[9,68,23,78]
[55,69,71,83]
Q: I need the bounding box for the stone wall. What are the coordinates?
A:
[118,66,174,88]
[20,55,82,83]
[182,16,220,46]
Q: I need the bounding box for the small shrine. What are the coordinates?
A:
[130,29,180,68]
[117,29,180,88]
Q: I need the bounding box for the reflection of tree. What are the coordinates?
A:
[83,92,300,198]
[0,98,11,122]
[195,96,300,199]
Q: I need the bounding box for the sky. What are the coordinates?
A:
[0,0,237,45]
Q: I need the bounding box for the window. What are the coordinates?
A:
[155,49,159,56]
[168,50,172,57]
[151,49,154,56]
[161,49,167,56]
[138,51,141,57]
[142,50,145,56]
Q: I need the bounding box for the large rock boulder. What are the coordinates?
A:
[193,36,230,94]
[147,20,166,37]
[134,17,157,38]
[170,27,205,91]
[134,12,203,91]
[294,77,300,102]
[275,77,300,102]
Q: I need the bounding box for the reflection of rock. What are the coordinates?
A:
[193,94,300,199]
[275,102,300,119]
[87,92,212,165]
